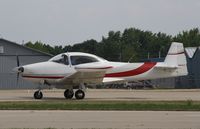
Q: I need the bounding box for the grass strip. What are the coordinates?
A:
[0,100,200,111]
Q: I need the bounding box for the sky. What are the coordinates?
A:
[0,0,200,46]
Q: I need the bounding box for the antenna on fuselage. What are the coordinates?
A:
[128,53,135,63]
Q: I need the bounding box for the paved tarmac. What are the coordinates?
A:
[0,89,200,101]
[0,110,200,129]
[0,89,200,129]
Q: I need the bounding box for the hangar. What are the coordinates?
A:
[0,38,52,89]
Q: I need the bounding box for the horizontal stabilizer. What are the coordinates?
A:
[103,77,126,84]
[155,64,178,69]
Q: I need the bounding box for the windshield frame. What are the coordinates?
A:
[49,54,69,65]
[70,55,99,66]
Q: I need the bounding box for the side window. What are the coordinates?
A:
[70,56,98,65]
[52,55,69,65]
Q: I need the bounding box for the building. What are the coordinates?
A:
[176,47,200,88]
[0,39,52,89]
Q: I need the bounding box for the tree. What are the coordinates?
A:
[70,39,98,54]
[174,28,200,47]
[100,31,121,61]
[24,27,200,61]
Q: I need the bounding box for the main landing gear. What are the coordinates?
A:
[64,89,74,99]
[64,89,85,100]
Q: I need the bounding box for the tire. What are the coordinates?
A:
[34,91,43,99]
[75,90,85,100]
[64,89,74,99]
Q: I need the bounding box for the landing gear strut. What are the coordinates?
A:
[64,89,74,99]
[34,90,43,99]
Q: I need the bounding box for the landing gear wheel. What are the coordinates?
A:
[64,89,74,99]
[34,90,43,99]
[75,90,85,100]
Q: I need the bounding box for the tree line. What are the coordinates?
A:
[24,28,200,62]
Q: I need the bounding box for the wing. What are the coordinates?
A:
[57,62,112,85]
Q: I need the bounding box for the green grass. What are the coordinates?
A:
[0,100,200,111]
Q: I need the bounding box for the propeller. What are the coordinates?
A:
[12,55,24,86]
[16,55,20,85]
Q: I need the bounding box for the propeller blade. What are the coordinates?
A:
[17,55,20,67]
[16,55,20,86]
[17,73,19,86]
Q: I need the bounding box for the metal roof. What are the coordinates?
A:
[0,38,53,56]
[185,47,197,58]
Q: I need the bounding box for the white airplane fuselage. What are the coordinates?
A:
[21,61,181,84]
[13,42,188,99]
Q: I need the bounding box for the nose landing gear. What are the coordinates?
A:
[34,90,43,99]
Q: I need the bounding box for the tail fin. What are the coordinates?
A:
[164,42,186,66]
[164,42,188,76]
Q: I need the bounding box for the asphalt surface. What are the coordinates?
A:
[0,110,200,129]
[0,89,200,101]
[0,89,200,129]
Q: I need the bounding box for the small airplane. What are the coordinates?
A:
[14,42,188,99]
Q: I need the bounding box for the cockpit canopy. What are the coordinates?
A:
[49,52,107,65]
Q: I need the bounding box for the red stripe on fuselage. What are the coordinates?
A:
[105,62,157,77]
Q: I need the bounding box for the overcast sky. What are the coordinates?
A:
[0,0,200,46]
